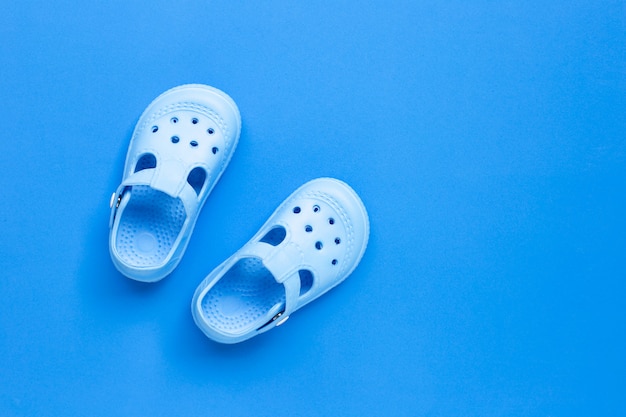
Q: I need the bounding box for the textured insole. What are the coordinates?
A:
[201,258,286,333]
[115,185,186,267]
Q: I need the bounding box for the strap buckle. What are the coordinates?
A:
[257,311,289,331]
[109,192,122,208]
[272,312,289,327]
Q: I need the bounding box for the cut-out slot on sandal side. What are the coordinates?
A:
[134,153,157,172]
[187,167,207,195]
[259,226,287,246]
[298,269,314,296]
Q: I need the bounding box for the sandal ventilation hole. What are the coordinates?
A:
[134,153,156,172]
[329,218,335,225]
[212,146,219,154]
[335,237,341,245]
[313,205,320,213]
[293,206,301,214]
[191,117,199,124]
[315,241,323,250]
[305,225,313,233]
[190,140,198,147]
[207,128,215,135]
[298,269,314,296]
[259,226,286,246]
[151,126,158,133]
[187,167,206,195]
[171,136,180,143]
[171,117,178,124]
[332,259,338,266]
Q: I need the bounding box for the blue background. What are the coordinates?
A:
[1,1,624,416]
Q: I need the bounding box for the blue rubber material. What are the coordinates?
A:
[115,186,185,268]
[200,258,285,334]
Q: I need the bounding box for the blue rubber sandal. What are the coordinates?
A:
[191,178,370,343]
[109,84,241,282]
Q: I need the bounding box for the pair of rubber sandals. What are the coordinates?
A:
[108,84,370,343]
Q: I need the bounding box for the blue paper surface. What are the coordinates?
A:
[1,1,624,416]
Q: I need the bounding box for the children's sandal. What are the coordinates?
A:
[191,177,370,343]
[109,84,241,282]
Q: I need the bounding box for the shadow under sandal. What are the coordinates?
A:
[191,177,370,343]
[109,84,241,282]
